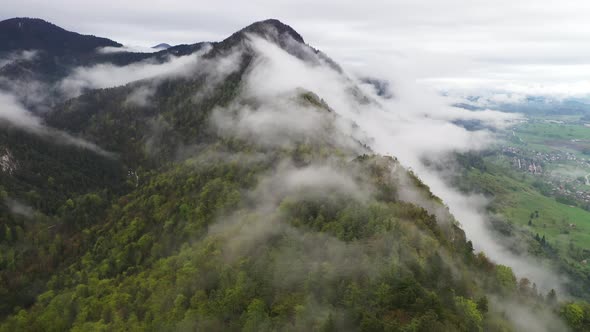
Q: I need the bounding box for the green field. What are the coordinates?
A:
[511,120,590,157]
[458,116,590,299]
[502,118,590,201]
[490,118,590,250]
[465,163,590,252]
[519,123,590,141]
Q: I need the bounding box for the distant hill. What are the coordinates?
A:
[0,17,121,55]
[0,18,208,111]
[152,43,172,50]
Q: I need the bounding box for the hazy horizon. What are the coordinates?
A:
[5,0,590,99]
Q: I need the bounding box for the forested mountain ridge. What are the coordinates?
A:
[44,19,346,168]
[0,17,208,112]
[0,18,121,54]
[1,18,589,331]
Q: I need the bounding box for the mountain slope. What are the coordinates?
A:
[43,19,356,168]
[0,17,210,112]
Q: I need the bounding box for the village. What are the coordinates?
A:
[501,146,590,205]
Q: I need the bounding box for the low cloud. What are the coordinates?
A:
[5,198,35,218]
[0,91,112,156]
[210,93,359,151]
[207,160,374,262]
[0,50,38,68]
[96,45,159,54]
[236,35,521,165]
[252,162,372,205]
[0,92,45,130]
[231,34,568,306]
[191,50,243,102]
[490,296,570,332]
[59,45,212,98]
[125,84,157,107]
[421,172,567,293]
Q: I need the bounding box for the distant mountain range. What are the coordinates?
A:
[0,17,121,54]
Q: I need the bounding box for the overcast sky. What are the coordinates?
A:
[4,0,590,97]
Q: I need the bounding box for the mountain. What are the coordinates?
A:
[43,19,347,168]
[0,17,210,112]
[0,17,121,92]
[0,18,121,55]
[0,18,589,331]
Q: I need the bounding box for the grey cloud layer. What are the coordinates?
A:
[59,46,211,98]
[4,0,590,96]
[0,92,112,156]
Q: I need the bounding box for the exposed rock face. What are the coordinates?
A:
[0,147,18,175]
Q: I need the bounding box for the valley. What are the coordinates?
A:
[454,113,590,300]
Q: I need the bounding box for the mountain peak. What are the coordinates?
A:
[215,18,305,53]
[241,19,304,44]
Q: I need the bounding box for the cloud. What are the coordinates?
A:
[5,0,590,97]
[490,297,571,332]
[253,162,372,206]
[240,35,519,163]
[0,91,112,156]
[206,160,374,262]
[206,32,577,330]
[63,30,562,302]
[190,49,243,102]
[0,50,38,68]
[5,198,35,218]
[222,34,570,304]
[124,84,157,107]
[339,55,567,297]
[59,45,212,98]
[428,77,590,99]
[96,45,159,54]
[418,172,567,293]
[0,91,45,130]
[210,92,361,152]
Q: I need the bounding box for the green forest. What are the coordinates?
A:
[3,143,588,331]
